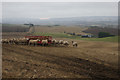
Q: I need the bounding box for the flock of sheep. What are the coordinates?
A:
[1,38,78,47]
[51,39,78,47]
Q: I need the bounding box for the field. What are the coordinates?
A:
[2,24,29,32]
[2,32,28,39]
[33,32,118,42]
[2,26,119,78]
[83,27,118,36]
[34,26,88,34]
[32,26,118,42]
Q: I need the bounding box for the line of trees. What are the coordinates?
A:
[98,32,115,38]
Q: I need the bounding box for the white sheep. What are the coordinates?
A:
[59,40,64,45]
[72,41,78,47]
[63,41,69,46]
[41,39,48,46]
[29,39,40,46]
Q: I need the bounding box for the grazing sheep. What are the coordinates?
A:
[1,39,9,44]
[59,40,64,45]
[52,39,59,45]
[13,38,20,44]
[1,39,3,44]
[63,41,69,46]
[72,41,78,47]
[52,39,56,43]
[41,39,48,46]
[0,39,2,44]
[29,39,40,46]
[8,38,15,44]
[12,38,18,44]
[17,38,29,45]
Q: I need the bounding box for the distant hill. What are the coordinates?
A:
[2,24,30,32]
[83,27,118,36]
[2,16,118,26]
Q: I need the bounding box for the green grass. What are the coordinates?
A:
[33,32,119,42]
[33,32,70,38]
[80,36,118,42]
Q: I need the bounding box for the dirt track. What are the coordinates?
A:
[2,40,118,78]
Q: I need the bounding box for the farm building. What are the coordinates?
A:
[81,35,93,38]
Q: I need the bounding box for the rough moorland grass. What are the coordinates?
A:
[33,32,118,42]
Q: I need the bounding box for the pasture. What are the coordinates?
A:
[33,26,118,42]
[33,32,118,42]
[2,26,119,78]
[34,26,88,34]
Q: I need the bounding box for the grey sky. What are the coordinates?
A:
[2,2,118,19]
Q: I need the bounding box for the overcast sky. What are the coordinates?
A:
[2,2,118,19]
[2,0,119,2]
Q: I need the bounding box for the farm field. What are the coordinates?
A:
[2,31,119,78]
[2,24,29,32]
[33,26,118,42]
[33,32,118,42]
[34,26,88,34]
[2,32,28,39]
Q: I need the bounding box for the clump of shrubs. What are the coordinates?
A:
[98,32,115,38]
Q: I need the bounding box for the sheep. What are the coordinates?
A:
[29,39,40,46]
[13,38,20,45]
[52,39,59,46]
[63,41,69,46]
[1,39,9,44]
[1,39,4,44]
[0,39,2,44]
[12,38,18,44]
[17,38,29,45]
[52,39,56,43]
[59,40,64,45]
[8,38,15,44]
[41,39,48,46]
[72,41,78,47]
[1,39,3,44]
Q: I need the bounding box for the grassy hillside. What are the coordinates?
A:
[2,24,29,32]
[33,32,118,42]
[83,27,118,36]
[80,36,118,42]
[34,26,88,34]
[33,32,70,38]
